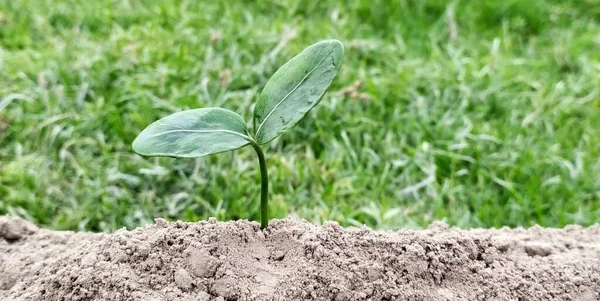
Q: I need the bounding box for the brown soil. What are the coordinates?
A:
[1,216,599,301]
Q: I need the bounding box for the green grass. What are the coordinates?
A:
[1,0,599,231]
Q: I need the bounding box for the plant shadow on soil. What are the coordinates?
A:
[1,216,599,301]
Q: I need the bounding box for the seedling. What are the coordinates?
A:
[132,40,344,229]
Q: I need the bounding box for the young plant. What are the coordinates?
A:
[132,40,344,229]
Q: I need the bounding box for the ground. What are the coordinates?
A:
[1,1,600,231]
[1,216,599,300]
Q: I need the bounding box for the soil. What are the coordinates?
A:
[1,216,599,301]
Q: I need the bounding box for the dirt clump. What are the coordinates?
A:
[1,216,599,300]
[0,216,37,241]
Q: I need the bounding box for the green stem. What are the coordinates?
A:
[251,141,269,229]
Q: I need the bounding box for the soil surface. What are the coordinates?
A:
[1,216,599,301]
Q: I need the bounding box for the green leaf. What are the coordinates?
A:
[253,39,344,144]
[132,108,251,158]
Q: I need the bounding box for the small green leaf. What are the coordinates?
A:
[254,39,344,144]
[132,108,251,158]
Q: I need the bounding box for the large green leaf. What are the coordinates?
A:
[253,39,344,144]
[132,108,251,158]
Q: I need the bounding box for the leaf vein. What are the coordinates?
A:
[255,47,335,139]
[150,129,249,140]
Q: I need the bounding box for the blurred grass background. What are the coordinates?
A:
[1,0,599,231]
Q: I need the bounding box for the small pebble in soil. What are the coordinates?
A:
[154,218,168,228]
[197,291,211,301]
[524,242,553,257]
[186,247,221,278]
[271,250,286,261]
[173,268,193,291]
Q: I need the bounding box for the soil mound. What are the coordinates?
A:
[1,216,599,300]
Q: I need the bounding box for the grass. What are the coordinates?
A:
[1,0,599,231]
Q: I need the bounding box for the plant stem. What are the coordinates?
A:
[251,141,269,229]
